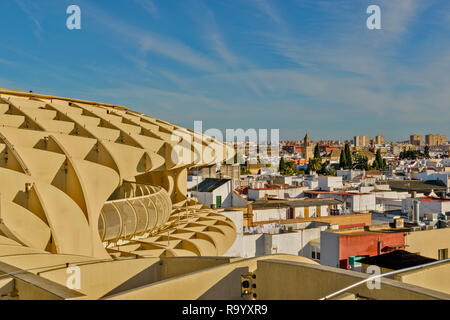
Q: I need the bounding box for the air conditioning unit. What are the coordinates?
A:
[425,213,438,221]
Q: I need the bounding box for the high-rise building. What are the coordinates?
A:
[410,134,423,146]
[354,136,370,147]
[425,134,447,146]
[374,136,385,145]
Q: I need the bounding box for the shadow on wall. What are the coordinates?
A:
[255,235,265,256]
[198,267,248,300]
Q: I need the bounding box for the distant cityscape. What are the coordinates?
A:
[187,130,450,293]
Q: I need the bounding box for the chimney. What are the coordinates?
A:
[413,199,420,225]
[393,217,404,228]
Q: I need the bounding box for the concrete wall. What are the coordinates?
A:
[187,176,203,189]
[240,234,264,258]
[191,181,233,208]
[318,176,343,191]
[337,170,364,181]
[253,208,287,222]
[221,210,244,257]
[248,187,305,200]
[256,259,449,300]
[395,260,450,294]
[104,255,317,300]
[234,224,327,260]
[405,228,450,259]
[231,192,248,207]
[320,231,340,268]
[304,180,318,190]
[420,200,450,216]
[351,194,376,212]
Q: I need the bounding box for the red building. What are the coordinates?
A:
[321,226,406,270]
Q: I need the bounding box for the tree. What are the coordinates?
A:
[399,149,422,160]
[318,160,336,176]
[424,146,430,159]
[339,149,347,169]
[373,149,385,170]
[314,144,321,161]
[308,157,322,173]
[354,155,369,170]
[342,144,352,169]
[279,157,286,173]
[327,168,337,176]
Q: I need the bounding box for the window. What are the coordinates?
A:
[311,247,320,261]
[438,248,448,260]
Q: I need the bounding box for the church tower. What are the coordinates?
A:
[301,132,314,161]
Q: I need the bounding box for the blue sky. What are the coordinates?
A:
[0,0,449,141]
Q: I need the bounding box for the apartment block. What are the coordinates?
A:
[425,134,447,146]
[410,134,423,146]
[354,136,370,147]
[374,136,385,145]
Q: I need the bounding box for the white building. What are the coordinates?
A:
[337,169,365,181]
[221,208,331,261]
[190,178,247,208]
[318,176,343,191]
[306,191,376,213]
[187,175,203,190]
[402,196,450,218]
[247,186,307,200]
[250,199,344,223]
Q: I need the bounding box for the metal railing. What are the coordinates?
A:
[99,182,172,242]
[319,258,450,300]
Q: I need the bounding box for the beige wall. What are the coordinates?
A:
[395,261,450,295]
[405,228,450,259]
[104,255,316,300]
[256,259,450,300]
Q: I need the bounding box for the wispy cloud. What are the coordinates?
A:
[0,58,14,66]
[134,0,158,17]
[13,0,42,38]
[83,2,219,73]
[381,0,422,36]
[3,0,449,140]
[250,0,283,25]
[203,10,239,67]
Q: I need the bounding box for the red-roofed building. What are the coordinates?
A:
[321,227,406,270]
[402,196,450,218]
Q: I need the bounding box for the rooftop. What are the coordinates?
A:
[328,224,410,236]
[386,180,447,192]
[305,190,371,196]
[359,250,437,270]
[189,178,231,192]
[252,198,343,210]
